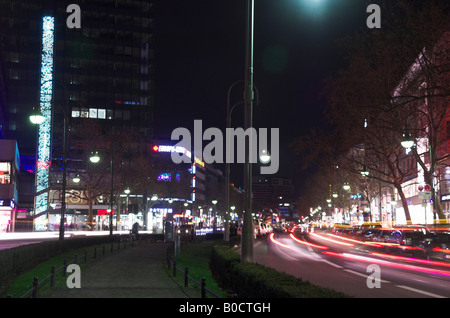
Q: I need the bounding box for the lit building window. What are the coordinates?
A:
[0,162,11,184]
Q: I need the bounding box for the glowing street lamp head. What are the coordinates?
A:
[401,133,415,149]
[298,0,327,17]
[259,149,271,164]
[30,107,45,125]
[89,151,100,163]
[361,166,369,177]
[343,182,350,191]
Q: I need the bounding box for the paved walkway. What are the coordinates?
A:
[46,242,201,298]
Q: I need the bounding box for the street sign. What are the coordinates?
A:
[424,184,431,192]
[419,191,431,200]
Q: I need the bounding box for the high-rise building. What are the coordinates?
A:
[252,176,295,219]
[0,0,155,226]
[0,0,155,156]
[0,34,7,140]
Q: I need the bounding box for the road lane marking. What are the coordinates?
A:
[396,285,446,298]
[321,259,343,269]
[344,269,390,283]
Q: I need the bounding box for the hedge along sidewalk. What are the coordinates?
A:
[2,238,140,298]
[210,245,350,298]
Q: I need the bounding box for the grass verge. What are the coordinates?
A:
[167,240,229,298]
[1,243,119,298]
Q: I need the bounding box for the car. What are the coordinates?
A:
[427,232,450,262]
[177,224,195,240]
[379,226,432,256]
[359,228,381,242]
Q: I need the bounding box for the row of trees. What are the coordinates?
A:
[292,0,450,224]
[50,118,191,228]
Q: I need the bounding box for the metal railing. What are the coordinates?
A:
[166,246,221,299]
[8,236,141,298]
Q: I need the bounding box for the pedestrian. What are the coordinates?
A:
[132,222,139,239]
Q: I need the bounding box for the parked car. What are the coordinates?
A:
[177,224,195,240]
[428,232,450,262]
[377,226,432,256]
[359,228,381,242]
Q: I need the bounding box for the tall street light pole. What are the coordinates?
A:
[89,142,115,236]
[242,0,255,263]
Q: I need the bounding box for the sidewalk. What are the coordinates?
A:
[46,242,201,298]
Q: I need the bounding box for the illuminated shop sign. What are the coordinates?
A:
[153,145,205,167]
[157,173,171,181]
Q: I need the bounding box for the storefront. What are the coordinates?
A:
[148,207,172,234]
[0,140,20,233]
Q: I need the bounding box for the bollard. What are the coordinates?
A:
[63,259,67,277]
[184,267,189,287]
[50,266,55,287]
[201,277,206,298]
[173,260,176,277]
[32,277,39,298]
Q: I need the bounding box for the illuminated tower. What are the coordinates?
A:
[35,16,55,214]
[0,0,155,225]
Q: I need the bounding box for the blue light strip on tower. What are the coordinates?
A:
[35,16,55,214]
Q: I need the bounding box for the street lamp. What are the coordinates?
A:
[212,199,218,232]
[29,107,45,125]
[361,166,369,177]
[401,132,415,149]
[241,0,255,264]
[259,150,271,164]
[226,81,259,243]
[73,174,81,183]
[89,151,100,164]
[90,145,115,236]
[30,105,69,240]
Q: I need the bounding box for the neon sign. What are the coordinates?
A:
[153,144,205,167]
[35,16,55,214]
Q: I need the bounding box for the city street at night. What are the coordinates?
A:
[259,229,450,298]
[0,0,449,303]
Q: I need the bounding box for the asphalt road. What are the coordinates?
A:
[254,232,450,298]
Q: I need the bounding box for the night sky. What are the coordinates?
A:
[153,0,369,189]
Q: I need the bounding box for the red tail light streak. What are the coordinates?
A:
[269,233,291,249]
[289,233,328,250]
[322,251,450,277]
[369,252,450,269]
[309,233,355,247]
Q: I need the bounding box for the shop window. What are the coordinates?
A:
[0,162,11,184]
